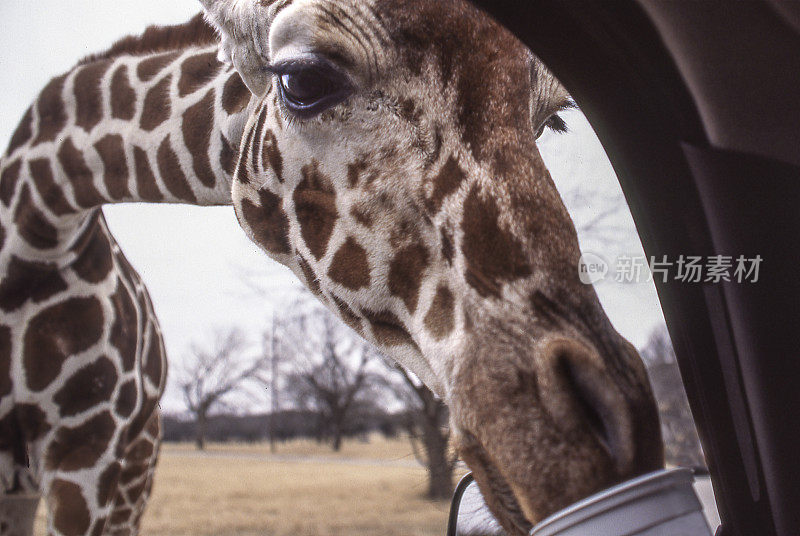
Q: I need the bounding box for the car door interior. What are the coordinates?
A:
[467,1,800,535]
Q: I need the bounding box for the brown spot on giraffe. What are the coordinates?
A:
[182,89,217,188]
[297,255,322,296]
[125,479,148,506]
[110,281,138,372]
[110,65,137,120]
[50,480,91,536]
[0,405,50,468]
[17,404,52,441]
[24,296,104,392]
[331,294,363,333]
[114,380,138,418]
[0,326,9,399]
[46,411,116,472]
[178,51,221,97]
[350,205,373,228]
[0,256,68,312]
[139,415,159,447]
[0,412,25,468]
[6,106,33,155]
[58,138,107,208]
[94,134,131,201]
[74,60,113,133]
[261,129,283,182]
[141,75,172,132]
[426,156,466,213]
[222,72,251,114]
[428,125,444,168]
[90,518,107,536]
[115,380,137,419]
[440,227,455,265]
[53,356,118,418]
[397,96,422,124]
[68,209,99,253]
[239,188,292,255]
[328,237,371,290]
[33,74,67,146]
[388,244,429,313]
[220,134,237,177]
[363,309,417,348]
[389,217,420,250]
[294,162,338,260]
[528,290,562,330]
[71,222,114,284]
[29,158,75,216]
[136,51,179,82]
[98,462,122,507]
[142,326,164,386]
[128,429,156,462]
[110,507,134,527]
[461,186,532,298]
[133,146,163,202]
[0,159,22,207]
[126,398,159,457]
[424,285,456,340]
[14,184,60,250]
[157,136,197,203]
[347,159,367,188]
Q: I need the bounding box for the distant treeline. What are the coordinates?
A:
[162,407,407,444]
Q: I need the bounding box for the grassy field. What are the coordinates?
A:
[35,436,462,536]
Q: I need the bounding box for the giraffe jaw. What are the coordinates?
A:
[457,436,535,535]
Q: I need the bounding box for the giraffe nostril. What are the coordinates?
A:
[558,356,616,459]
[538,338,635,476]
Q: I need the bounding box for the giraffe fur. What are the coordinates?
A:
[0,2,664,535]
[0,15,255,536]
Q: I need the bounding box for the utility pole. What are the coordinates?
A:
[269,310,278,454]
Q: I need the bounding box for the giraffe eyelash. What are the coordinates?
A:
[544,100,577,135]
[546,113,568,134]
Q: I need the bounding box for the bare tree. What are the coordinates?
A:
[279,307,386,451]
[388,364,457,500]
[640,324,705,468]
[178,328,265,450]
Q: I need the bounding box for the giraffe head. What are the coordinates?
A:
[202,0,664,531]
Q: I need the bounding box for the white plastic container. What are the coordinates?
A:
[530,468,712,536]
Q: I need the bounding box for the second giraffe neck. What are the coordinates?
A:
[0,44,256,263]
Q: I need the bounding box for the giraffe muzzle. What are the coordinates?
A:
[449,331,663,534]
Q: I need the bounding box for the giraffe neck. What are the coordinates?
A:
[0,43,254,263]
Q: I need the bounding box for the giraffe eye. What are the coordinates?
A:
[271,59,353,119]
[536,113,569,139]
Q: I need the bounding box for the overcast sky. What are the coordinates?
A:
[0,0,665,412]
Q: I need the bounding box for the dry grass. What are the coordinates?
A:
[177,433,422,462]
[35,437,463,536]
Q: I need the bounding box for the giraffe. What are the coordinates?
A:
[0,14,257,536]
[0,1,664,536]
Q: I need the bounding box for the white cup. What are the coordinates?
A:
[530,468,712,536]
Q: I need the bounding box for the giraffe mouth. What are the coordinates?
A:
[458,434,535,535]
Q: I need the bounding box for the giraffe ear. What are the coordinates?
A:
[199,0,274,97]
